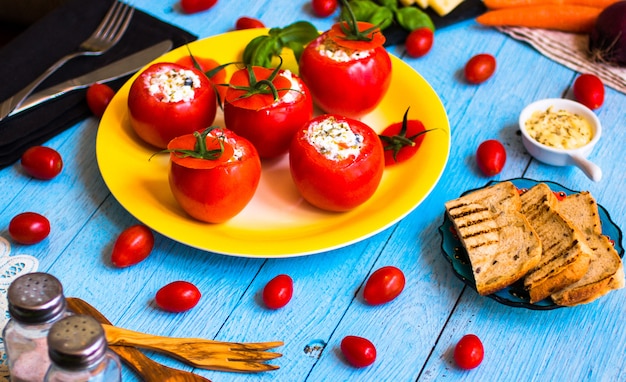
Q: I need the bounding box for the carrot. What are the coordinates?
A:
[483,0,620,9]
[475,5,603,33]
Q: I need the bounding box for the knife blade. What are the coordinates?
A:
[8,40,172,117]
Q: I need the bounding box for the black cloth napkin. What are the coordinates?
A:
[0,0,196,169]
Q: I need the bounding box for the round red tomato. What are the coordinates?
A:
[9,212,50,245]
[155,281,201,312]
[111,225,154,268]
[224,66,313,159]
[363,266,406,305]
[299,21,392,119]
[128,62,217,149]
[340,335,376,368]
[405,27,434,58]
[235,16,265,30]
[454,334,484,370]
[476,139,506,176]
[379,107,436,166]
[86,83,115,117]
[573,73,604,110]
[464,53,496,84]
[312,0,338,17]
[180,0,217,14]
[167,127,261,223]
[289,114,384,212]
[262,274,293,309]
[175,55,228,104]
[20,146,63,180]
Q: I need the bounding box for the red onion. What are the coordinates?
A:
[589,1,626,66]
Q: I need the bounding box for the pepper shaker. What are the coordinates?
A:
[44,314,121,381]
[3,272,69,382]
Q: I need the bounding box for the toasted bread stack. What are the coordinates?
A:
[445,181,624,306]
[444,181,542,296]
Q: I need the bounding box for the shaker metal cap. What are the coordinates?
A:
[7,272,66,324]
[47,315,108,370]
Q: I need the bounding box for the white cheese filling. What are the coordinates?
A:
[316,39,372,62]
[306,116,363,161]
[146,68,201,103]
[278,70,303,104]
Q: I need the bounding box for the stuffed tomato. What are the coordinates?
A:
[289,114,384,212]
[167,127,261,223]
[298,21,392,119]
[224,65,313,159]
[128,62,217,149]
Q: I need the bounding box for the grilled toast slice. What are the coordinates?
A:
[520,184,593,303]
[445,181,542,296]
[551,192,625,306]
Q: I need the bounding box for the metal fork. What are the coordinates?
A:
[0,1,134,121]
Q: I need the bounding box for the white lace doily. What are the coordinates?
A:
[0,236,39,380]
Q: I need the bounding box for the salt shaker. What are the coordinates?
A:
[44,315,121,382]
[3,272,69,382]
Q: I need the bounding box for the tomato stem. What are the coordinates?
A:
[379,107,439,163]
[151,126,226,161]
[338,0,383,42]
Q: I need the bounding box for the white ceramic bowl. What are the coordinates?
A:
[519,98,602,182]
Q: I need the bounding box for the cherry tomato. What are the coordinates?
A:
[340,335,376,368]
[175,55,228,104]
[312,0,338,17]
[476,139,506,176]
[573,73,604,110]
[454,334,484,370]
[299,21,392,118]
[180,0,217,14]
[363,266,406,305]
[235,16,265,30]
[20,146,63,180]
[167,127,261,223]
[262,274,293,309]
[9,212,50,245]
[379,107,436,166]
[110,225,154,268]
[86,83,115,117]
[464,53,496,84]
[289,114,385,212]
[405,27,434,58]
[128,62,217,149]
[155,281,201,312]
[224,66,313,159]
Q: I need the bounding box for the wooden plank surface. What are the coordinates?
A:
[0,0,624,381]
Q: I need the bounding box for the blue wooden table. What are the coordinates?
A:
[1,1,625,381]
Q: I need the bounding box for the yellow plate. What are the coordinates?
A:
[96,29,450,258]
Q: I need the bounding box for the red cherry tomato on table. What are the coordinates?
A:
[9,212,50,245]
[128,62,217,149]
[405,27,434,58]
[235,17,265,30]
[476,139,506,176]
[110,225,154,268]
[86,83,115,117]
[340,335,377,368]
[224,66,313,159]
[363,266,406,305]
[180,0,217,14]
[312,0,338,17]
[299,21,392,119]
[289,114,385,212]
[20,146,63,180]
[464,53,496,84]
[155,281,201,312]
[175,55,228,104]
[167,127,261,223]
[262,274,293,309]
[573,73,604,110]
[454,334,484,370]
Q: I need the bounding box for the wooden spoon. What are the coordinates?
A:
[66,297,211,382]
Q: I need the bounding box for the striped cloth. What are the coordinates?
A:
[500,26,626,95]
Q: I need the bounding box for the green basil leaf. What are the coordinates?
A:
[377,0,397,11]
[346,0,380,21]
[395,7,435,32]
[369,7,394,30]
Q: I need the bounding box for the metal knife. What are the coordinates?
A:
[7,40,172,117]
